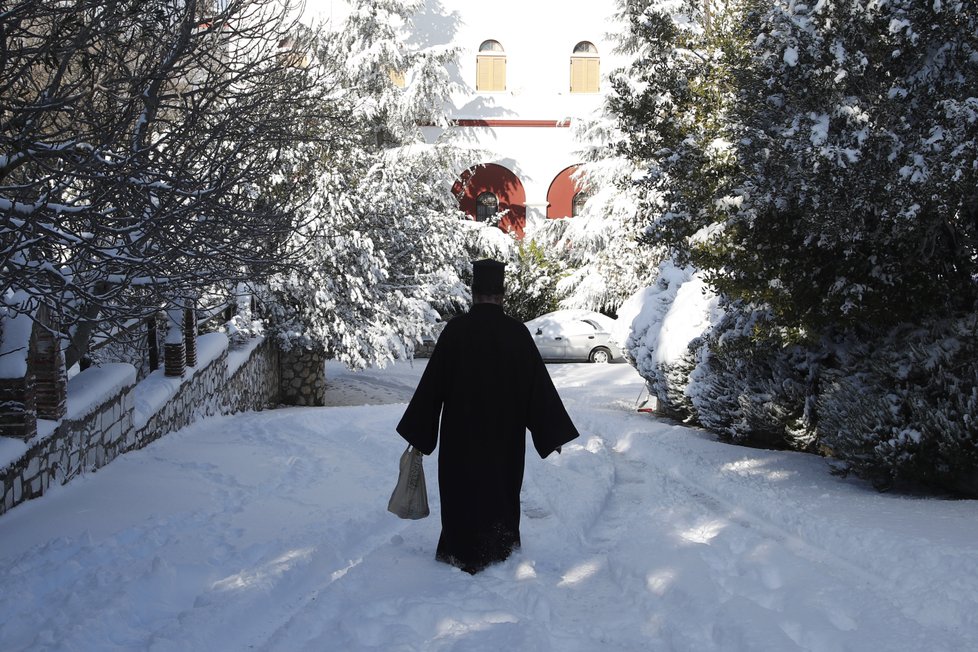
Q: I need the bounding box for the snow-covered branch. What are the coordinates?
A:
[1,0,338,367]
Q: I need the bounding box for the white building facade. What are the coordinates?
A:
[415,0,624,237]
[315,0,624,237]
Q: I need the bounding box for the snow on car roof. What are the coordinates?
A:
[526,309,616,330]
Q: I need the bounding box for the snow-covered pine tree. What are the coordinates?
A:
[527,0,676,317]
[263,0,474,368]
[578,0,762,432]
[608,0,744,266]
[528,128,663,316]
[532,115,662,316]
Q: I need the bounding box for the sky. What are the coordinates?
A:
[1,360,976,651]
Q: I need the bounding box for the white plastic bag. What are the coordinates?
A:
[387,444,429,520]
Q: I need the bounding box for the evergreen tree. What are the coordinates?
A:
[609,0,745,263]
[712,0,978,335]
[263,0,473,368]
[537,116,662,315]
[538,0,731,316]
[597,0,978,469]
[707,0,978,465]
[586,0,766,439]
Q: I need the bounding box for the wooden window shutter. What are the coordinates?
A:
[585,58,599,92]
[477,55,506,91]
[477,56,491,90]
[492,57,506,91]
[585,59,601,93]
[570,57,600,93]
[570,58,583,93]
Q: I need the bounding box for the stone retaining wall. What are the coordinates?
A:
[227,337,281,414]
[0,336,280,516]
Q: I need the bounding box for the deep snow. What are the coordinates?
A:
[1,360,976,651]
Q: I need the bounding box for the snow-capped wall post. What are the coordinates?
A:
[0,376,36,442]
[163,307,186,378]
[183,306,198,368]
[30,304,67,421]
[0,302,37,441]
[147,315,160,372]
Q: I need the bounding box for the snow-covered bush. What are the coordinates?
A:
[819,316,978,496]
[688,305,819,451]
[624,259,720,422]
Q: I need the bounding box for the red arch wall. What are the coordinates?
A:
[546,165,583,219]
[454,163,527,238]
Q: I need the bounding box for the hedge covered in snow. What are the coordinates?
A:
[624,259,978,496]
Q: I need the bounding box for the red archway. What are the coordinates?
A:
[546,165,585,219]
[453,163,526,238]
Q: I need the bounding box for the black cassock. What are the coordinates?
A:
[397,303,580,574]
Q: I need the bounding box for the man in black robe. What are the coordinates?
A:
[397,259,580,574]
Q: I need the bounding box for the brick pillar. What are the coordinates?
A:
[183,307,197,368]
[164,307,185,378]
[0,376,37,441]
[31,314,67,421]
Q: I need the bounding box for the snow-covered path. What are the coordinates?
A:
[1,361,976,651]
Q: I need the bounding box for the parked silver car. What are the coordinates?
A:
[525,310,623,363]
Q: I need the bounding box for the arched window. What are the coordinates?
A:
[570,41,599,94]
[477,40,506,92]
[453,164,528,237]
[476,192,499,222]
[572,191,589,217]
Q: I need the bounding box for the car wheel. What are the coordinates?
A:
[589,347,611,363]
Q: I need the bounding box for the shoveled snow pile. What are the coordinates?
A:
[1,361,976,651]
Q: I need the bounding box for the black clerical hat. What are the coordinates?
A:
[472,258,506,295]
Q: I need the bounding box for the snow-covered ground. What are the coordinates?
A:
[1,360,976,651]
